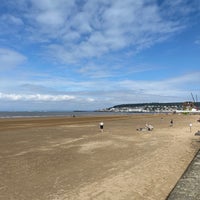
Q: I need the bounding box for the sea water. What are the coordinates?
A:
[0,111,131,118]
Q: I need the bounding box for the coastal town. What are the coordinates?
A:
[102,102,200,113]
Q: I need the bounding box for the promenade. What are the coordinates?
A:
[167,149,200,200]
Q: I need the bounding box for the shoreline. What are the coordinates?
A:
[0,110,183,119]
[0,115,132,131]
[0,113,199,199]
[0,113,168,131]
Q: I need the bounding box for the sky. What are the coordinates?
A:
[0,0,200,111]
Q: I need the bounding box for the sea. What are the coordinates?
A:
[0,111,132,118]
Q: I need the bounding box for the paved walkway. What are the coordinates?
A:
[167,149,200,200]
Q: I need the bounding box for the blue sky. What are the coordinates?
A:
[0,0,200,111]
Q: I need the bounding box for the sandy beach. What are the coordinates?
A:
[0,113,200,200]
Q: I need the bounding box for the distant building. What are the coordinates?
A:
[183,101,196,111]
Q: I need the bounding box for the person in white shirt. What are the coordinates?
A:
[99,122,104,132]
[189,123,192,132]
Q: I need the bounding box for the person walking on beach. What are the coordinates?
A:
[99,122,104,132]
[170,119,173,127]
[189,123,192,132]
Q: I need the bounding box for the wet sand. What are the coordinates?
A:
[0,114,200,200]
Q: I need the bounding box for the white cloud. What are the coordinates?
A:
[1,70,199,101]
[1,14,24,26]
[127,72,199,99]
[0,71,199,110]
[0,48,27,70]
[36,11,64,27]
[77,61,157,79]
[0,93,75,101]
[87,98,95,102]
[2,0,194,63]
[195,39,200,45]
[29,0,76,29]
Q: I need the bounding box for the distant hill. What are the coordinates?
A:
[112,102,183,108]
[104,102,200,112]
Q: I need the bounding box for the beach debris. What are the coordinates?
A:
[137,128,147,131]
[195,130,200,136]
[137,123,154,132]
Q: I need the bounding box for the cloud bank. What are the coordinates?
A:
[0,93,75,101]
[1,0,196,63]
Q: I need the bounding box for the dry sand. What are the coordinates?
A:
[0,113,200,200]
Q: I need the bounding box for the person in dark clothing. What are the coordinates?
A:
[170,119,173,127]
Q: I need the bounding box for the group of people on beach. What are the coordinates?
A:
[99,119,174,133]
[99,118,199,135]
